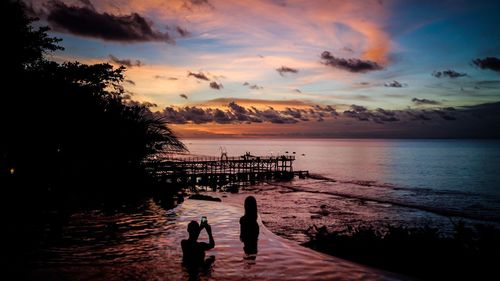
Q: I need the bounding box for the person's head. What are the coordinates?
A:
[187,220,200,240]
[244,196,258,220]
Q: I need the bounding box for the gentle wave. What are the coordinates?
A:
[309,173,485,197]
[264,178,500,223]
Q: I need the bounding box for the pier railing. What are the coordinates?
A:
[146,154,308,191]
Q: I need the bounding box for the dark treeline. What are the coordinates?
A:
[1,1,187,272]
[0,0,186,206]
[304,222,500,280]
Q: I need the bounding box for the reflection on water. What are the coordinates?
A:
[184,139,500,224]
[184,139,500,196]
[28,199,402,281]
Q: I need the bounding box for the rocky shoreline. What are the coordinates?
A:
[213,181,458,244]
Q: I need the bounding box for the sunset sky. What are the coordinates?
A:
[25,0,500,137]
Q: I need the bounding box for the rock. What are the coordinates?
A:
[188,194,222,202]
[311,214,322,219]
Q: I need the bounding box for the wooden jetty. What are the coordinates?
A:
[147,152,309,191]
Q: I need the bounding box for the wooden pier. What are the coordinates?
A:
[147,153,308,192]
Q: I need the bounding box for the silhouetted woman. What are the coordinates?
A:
[240,196,259,255]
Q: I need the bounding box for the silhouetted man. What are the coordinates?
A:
[181,220,215,269]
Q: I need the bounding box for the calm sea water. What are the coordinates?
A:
[184,139,500,224]
[184,138,500,195]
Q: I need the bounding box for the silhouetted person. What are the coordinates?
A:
[240,196,259,255]
[181,220,215,270]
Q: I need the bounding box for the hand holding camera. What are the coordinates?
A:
[200,216,212,234]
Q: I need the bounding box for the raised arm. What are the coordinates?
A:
[204,224,215,249]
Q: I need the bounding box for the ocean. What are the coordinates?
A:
[184,139,500,240]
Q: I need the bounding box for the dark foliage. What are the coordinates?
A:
[303,222,500,280]
[0,1,186,204]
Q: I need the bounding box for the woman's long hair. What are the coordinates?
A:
[244,196,258,220]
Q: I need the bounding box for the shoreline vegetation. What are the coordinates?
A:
[302,222,500,280]
[2,1,186,272]
[2,0,186,207]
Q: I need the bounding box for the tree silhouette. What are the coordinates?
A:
[1,1,186,201]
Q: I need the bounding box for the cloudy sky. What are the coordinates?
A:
[26,0,500,137]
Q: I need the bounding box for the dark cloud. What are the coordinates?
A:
[313,105,338,117]
[343,110,369,121]
[472,57,500,72]
[176,26,190,37]
[377,115,399,122]
[432,70,467,78]
[276,66,299,76]
[384,80,406,87]
[373,109,399,122]
[154,75,179,80]
[46,0,173,43]
[412,98,441,105]
[343,105,371,121]
[182,0,214,10]
[294,89,302,93]
[242,81,263,90]
[188,0,212,6]
[284,108,303,119]
[258,108,298,124]
[228,101,247,114]
[213,109,232,123]
[357,82,371,86]
[343,105,401,123]
[324,105,337,112]
[434,110,456,121]
[180,106,214,124]
[180,94,188,99]
[350,104,368,112]
[376,108,396,116]
[249,84,263,90]
[188,71,210,81]
[109,55,143,67]
[160,107,187,124]
[343,46,354,53]
[320,51,383,73]
[415,114,431,121]
[227,102,262,122]
[157,100,500,137]
[209,81,223,90]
